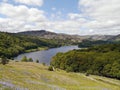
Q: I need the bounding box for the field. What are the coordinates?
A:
[0,61,120,90]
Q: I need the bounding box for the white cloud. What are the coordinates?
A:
[68,13,87,23]
[48,0,120,35]
[0,17,26,32]
[0,3,47,32]
[2,0,8,2]
[14,0,43,6]
[78,0,120,35]
[68,13,83,20]
[51,7,56,11]
[79,0,120,20]
[0,3,46,21]
[0,0,120,35]
[40,20,86,34]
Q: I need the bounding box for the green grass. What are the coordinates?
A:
[0,61,120,90]
[25,47,48,53]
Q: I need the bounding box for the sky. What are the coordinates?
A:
[0,0,120,35]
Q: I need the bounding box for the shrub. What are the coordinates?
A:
[36,59,39,63]
[48,66,53,71]
[85,73,90,76]
[21,56,28,62]
[66,67,73,73]
[0,56,9,65]
[28,58,33,62]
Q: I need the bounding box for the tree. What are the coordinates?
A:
[36,59,39,63]
[0,56,9,65]
[28,58,33,62]
[50,44,120,79]
[21,56,28,62]
[48,66,53,71]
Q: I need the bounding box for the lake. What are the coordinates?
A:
[14,45,79,65]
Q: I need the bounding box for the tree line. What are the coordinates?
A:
[50,43,120,79]
[78,40,119,48]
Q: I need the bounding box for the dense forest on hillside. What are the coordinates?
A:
[50,43,120,79]
[78,40,119,48]
[0,32,67,58]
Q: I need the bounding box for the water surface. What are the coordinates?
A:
[14,46,79,65]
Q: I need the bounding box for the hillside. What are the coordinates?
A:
[1,30,115,60]
[51,43,120,79]
[87,35,113,41]
[0,61,120,90]
[108,34,120,41]
[0,32,61,59]
[18,30,85,42]
[18,30,114,42]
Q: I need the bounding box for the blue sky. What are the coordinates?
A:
[0,0,79,19]
[42,0,79,15]
[0,0,120,35]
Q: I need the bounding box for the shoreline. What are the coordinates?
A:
[24,47,49,53]
[16,45,77,56]
[14,45,77,65]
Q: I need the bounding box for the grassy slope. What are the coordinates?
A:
[25,47,48,53]
[0,62,120,90]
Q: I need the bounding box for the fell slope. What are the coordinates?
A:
[0,32,62,58]
[18,30,84,42]
[18,30,114,42]
[0,62,120,90]
[109,34,120,41]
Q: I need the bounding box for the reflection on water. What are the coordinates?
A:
[14,46,79,65]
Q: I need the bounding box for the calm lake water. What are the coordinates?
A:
[14,46,79,65]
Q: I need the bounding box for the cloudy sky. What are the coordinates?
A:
[0,0,120,35]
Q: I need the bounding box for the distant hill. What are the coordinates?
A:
[17,30,85,42]
[108,34,120,41]
[86,35,114,41]
[17,30,114,42]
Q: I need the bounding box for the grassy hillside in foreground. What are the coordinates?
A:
[0,61,120,90]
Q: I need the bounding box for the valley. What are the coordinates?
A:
[0,30,120,90]
[0,0,120,90]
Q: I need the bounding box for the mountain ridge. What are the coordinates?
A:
[17,30,114,42]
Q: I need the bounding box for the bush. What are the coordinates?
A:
[0,56,9,65]
[42,62,46,66]
[48,66,53,71]
[21,56,28,62]
[36,59,39,63]
[28,58,33,62]
[66,67,73,73]
[85,73,90,76]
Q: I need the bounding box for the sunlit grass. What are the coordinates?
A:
[0,61,120,90]
[25,47,48,53]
